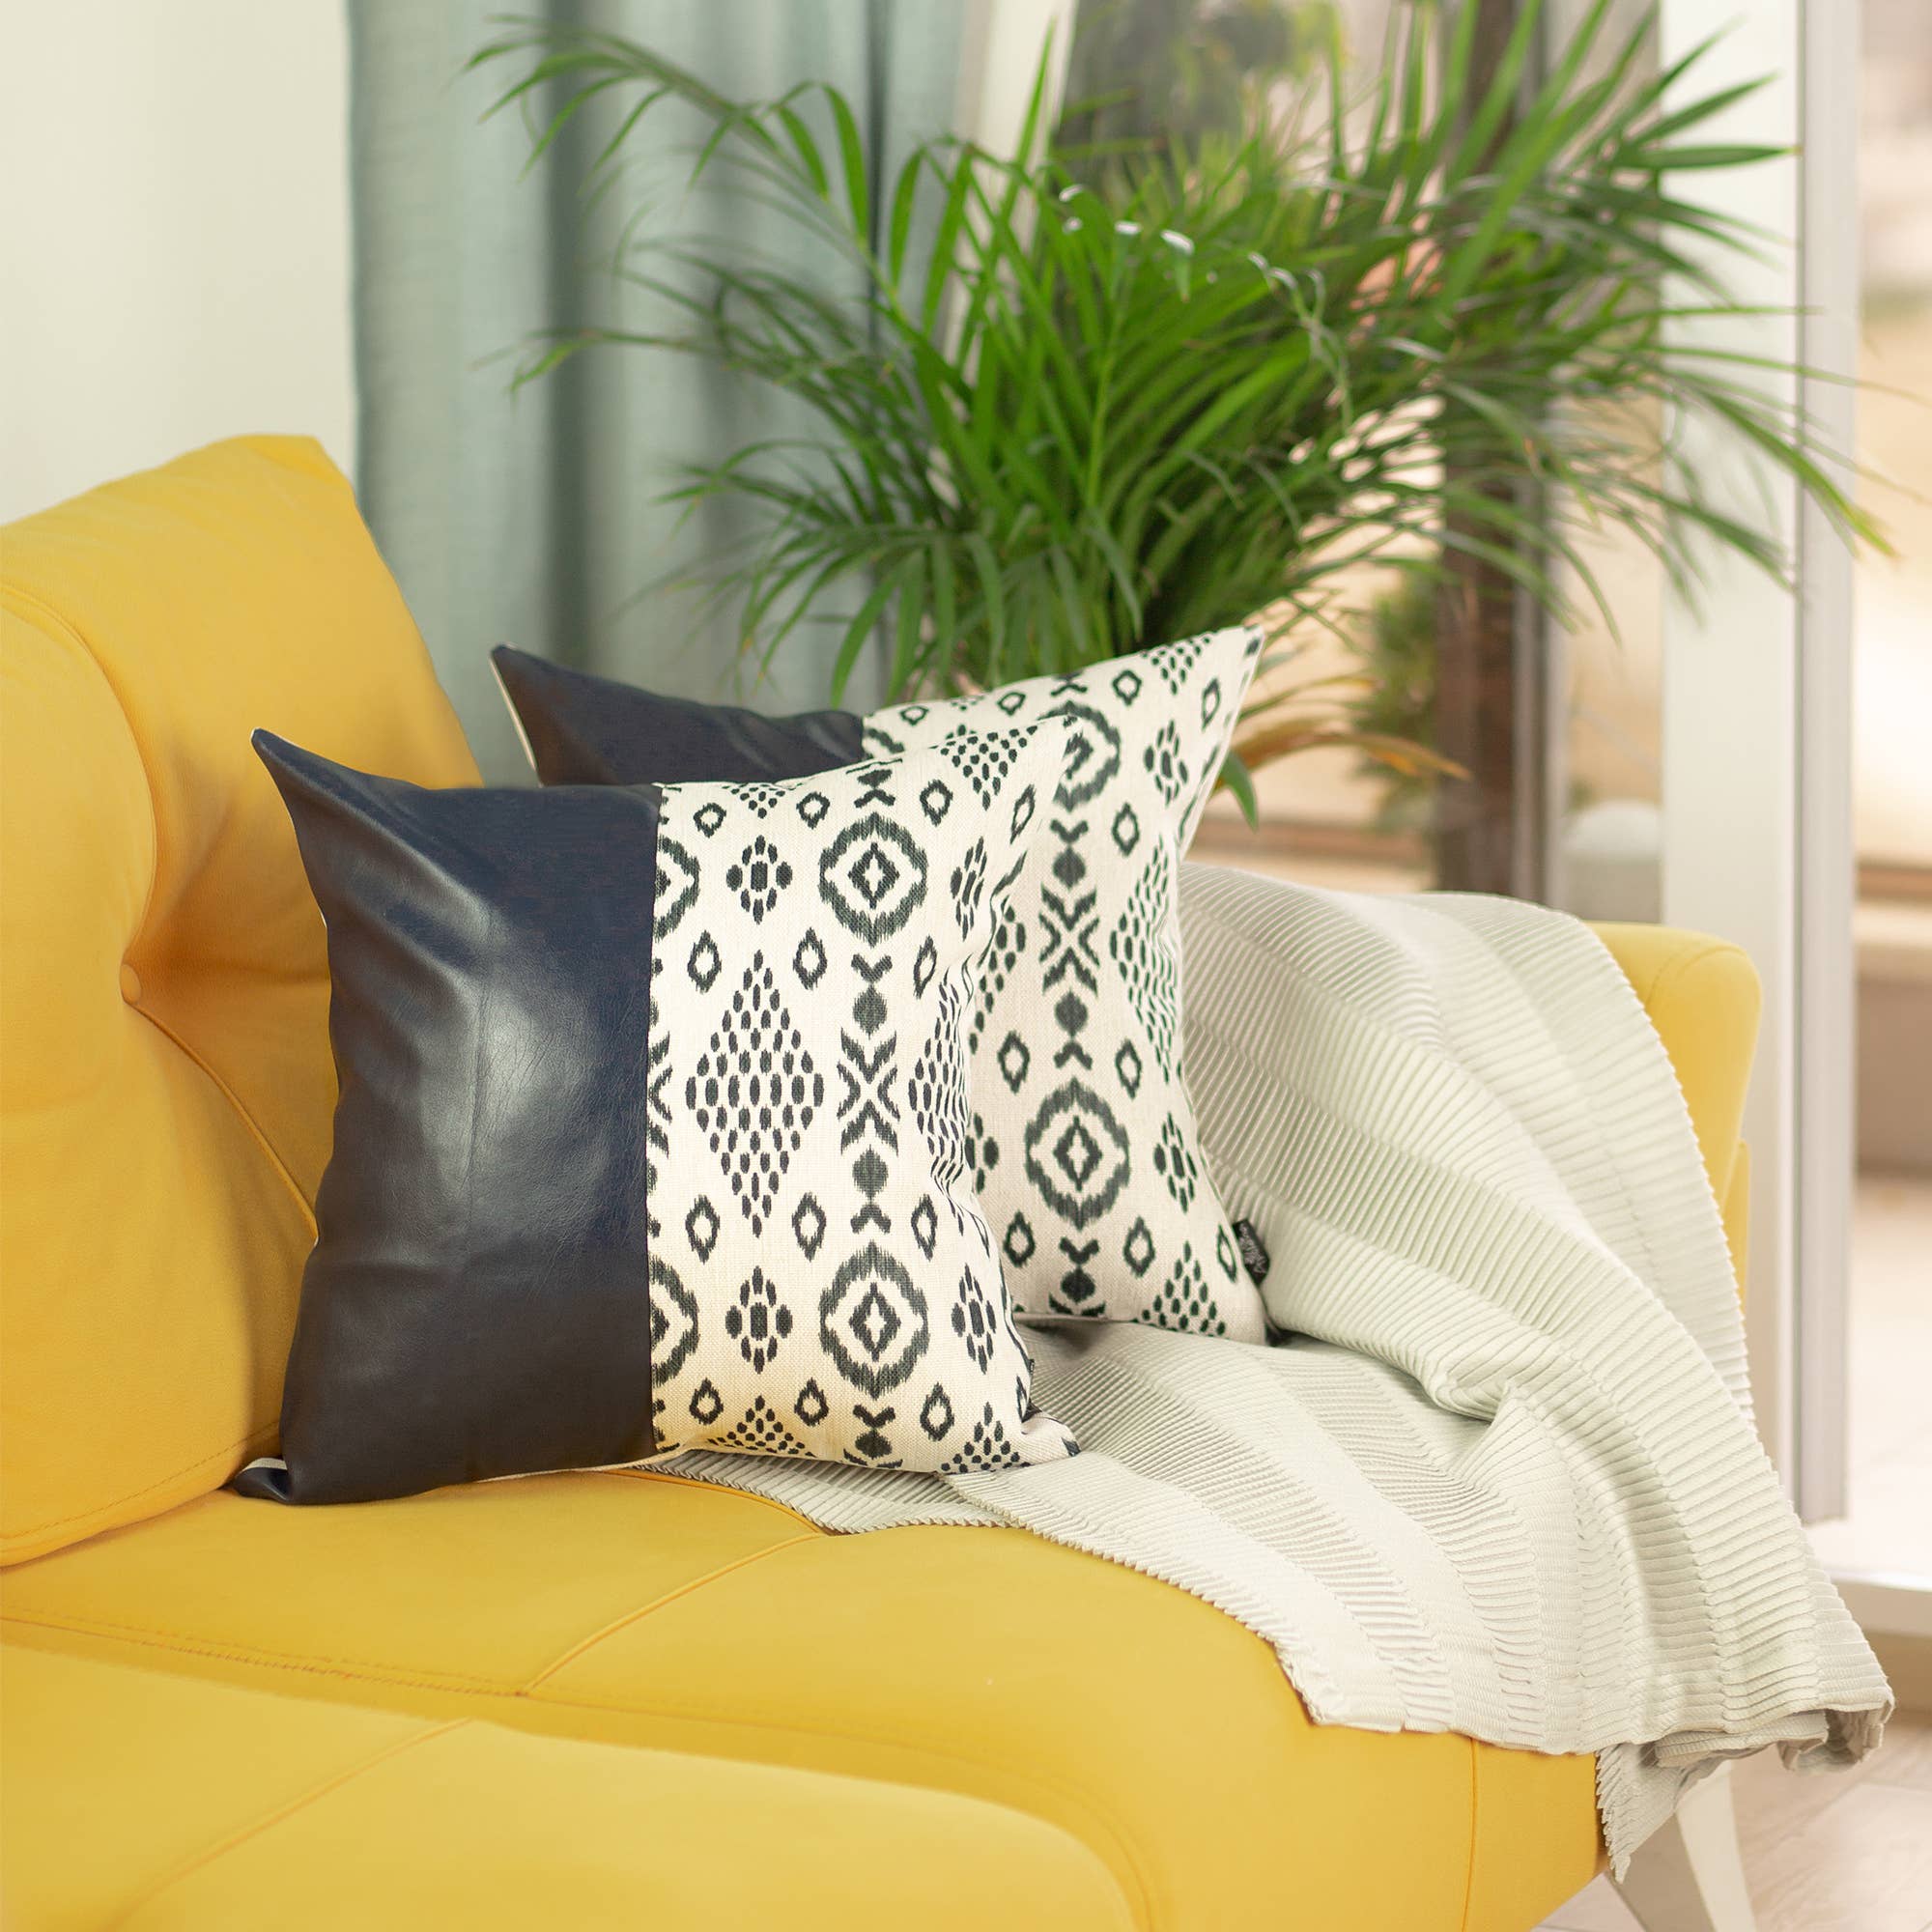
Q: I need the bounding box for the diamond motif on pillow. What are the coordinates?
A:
[1003,1213,1035,1267]
[865,628,1267,1339]
[950,1268,1001,1370]
[939,1402,1026,1473]
[1023,1080,1131,1230]
[1142,722,1188,806]
[724,835,791,923]
[1009,781,1038,843]
[910,1195,938,1261]
[1153,636,1206,691]
[920,1383,956,1441]
[819,1243,929,1398]
[728,781,787,819]
[685,1197,721,1263]
[639,726,1078,1467]
[792,928,827,989]
[719,1397,807,1457]
[687,931,722,993]
[791,1193,827,1261]
[1152,1112,1200,1208]
[688,956,821,1236]
[949,838,986,936]
[997,1031,1031,1094]
[818,812,927,943]
[724,1266,793,1372]
[1139,1239,1226,1336]
[939,724,1029,807]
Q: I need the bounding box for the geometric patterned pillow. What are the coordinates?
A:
[865,629,1267,1341]
[489,627,1270,1341]
[643,730,1080,1472]
[240,724,1075,1508]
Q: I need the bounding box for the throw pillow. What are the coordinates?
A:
[238,724,1076,1507]
[492,628,1269,1339]
[494,643,865,785]
[863,629,1267,1338]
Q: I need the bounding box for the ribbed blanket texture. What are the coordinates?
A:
[662,864,1890,1871]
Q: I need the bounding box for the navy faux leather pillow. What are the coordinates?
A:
[240,725,1074,1507]
[492,644,862,787]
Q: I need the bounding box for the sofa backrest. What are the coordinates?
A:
[0,437,481,1563]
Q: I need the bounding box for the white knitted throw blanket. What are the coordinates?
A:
[664,864,1890,1871]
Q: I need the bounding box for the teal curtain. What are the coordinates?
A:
[348,2,969,776]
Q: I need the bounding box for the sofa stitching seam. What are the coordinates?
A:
[4,1615,1158,1930]
[2,1425,281,1547]
[103,1719,469,1930]
[0,593,317,1548]
[1459,1736,1480,1931]
[0,1614,512,1694]
[515,1689,1159,1928]
[0,585,321,1270]
[0,583,162,945]
[1641,940,1738,1009]
[125,1001,320,1237]
[5,1517,832,1693]
[523,1532,821,1689]
[592,1466,830,1535]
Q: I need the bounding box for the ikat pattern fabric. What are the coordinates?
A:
[648,726,1078,1470]
[864,628,1268,1340]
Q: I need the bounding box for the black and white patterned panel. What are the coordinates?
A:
[647,732,1078,1471]
[866,629,1268,1342]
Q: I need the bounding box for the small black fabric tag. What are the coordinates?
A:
[1233,1218,1271,1287]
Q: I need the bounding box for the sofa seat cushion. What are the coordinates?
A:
[3,1646,1129,1932]
[1,1469,1599,1930]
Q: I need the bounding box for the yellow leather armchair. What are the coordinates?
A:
[0,440,1758,1932]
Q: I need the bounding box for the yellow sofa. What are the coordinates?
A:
[0,439,1760,1931]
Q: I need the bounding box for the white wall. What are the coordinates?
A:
[0,2,354,526]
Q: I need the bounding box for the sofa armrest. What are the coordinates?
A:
[1588,923,1760,1293]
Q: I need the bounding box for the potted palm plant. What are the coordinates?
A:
[474,0,1879,824]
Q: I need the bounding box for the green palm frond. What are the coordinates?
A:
[471,0,1884,738]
